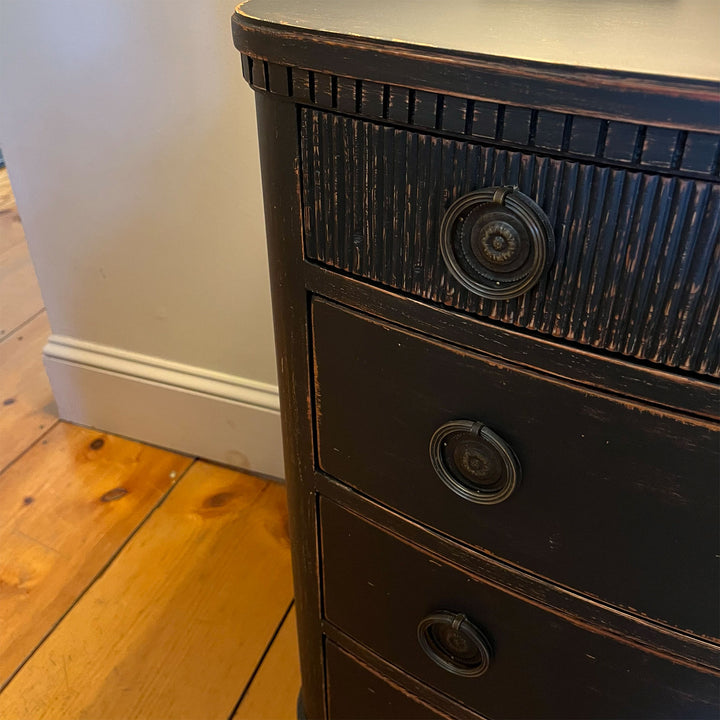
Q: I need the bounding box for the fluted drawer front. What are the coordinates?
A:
[312,298,720,639]
[321,498,720,720]
[301,108,720,376]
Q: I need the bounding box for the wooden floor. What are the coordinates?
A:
[0,167,301,719]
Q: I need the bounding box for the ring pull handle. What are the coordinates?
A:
[429,419,521,505]
[440,186,554,300]
[417,611,492,677]
[491,185,514,205]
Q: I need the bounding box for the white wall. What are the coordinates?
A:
[0,0,284,477]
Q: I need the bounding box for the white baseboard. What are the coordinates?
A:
[43,335,285,479]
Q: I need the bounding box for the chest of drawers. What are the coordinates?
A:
[232,2,720,717]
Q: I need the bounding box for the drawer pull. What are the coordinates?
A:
[440,186,554,300]
[430,420,520,504]
[417,611,492,677]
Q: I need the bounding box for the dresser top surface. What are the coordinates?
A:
[236,0,720,83]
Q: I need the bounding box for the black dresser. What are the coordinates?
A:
[232,2,720,717]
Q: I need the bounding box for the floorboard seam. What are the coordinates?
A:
[0,457,199,694]
[226,598,296,720]
[0,307,46,346]
[0,418,60,478]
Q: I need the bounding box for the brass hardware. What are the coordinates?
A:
[430,419,521,505]
[440,186,554,300]
[417,611,492,677]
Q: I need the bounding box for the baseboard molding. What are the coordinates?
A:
[43,335,285,479]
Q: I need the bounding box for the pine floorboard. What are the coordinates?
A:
[0,166,301,719]
[232,606,301,720]
[0,462,293,720]
[0,167,25,256]
[0,311,56,471]
[0,423,193,690]
[0,167,44,339]
[0,242,44,340]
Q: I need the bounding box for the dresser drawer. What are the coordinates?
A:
[325,641,454,720]
[312,298,720,639]
[320,498,719,720]
[301,108,720,376]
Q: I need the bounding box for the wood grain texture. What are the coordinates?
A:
[0,168,25,257]
[0,461,293,720]
[232,605,300,720]
[302,109,720,376]
[0,168,43,337]
[0,241,44,339]
[0,423,192,689]
[0,168,15,209]
[0,312,56,471]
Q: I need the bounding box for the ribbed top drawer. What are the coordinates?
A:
[301,108,720,376]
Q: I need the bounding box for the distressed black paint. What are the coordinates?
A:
[301,109,720,376]
[233,7,720,718]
